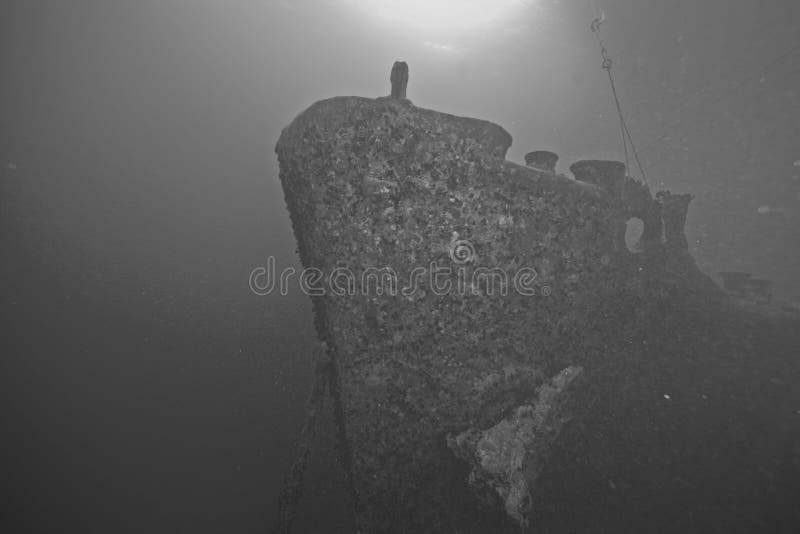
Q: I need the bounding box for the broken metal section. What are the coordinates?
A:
[448,366,584,528]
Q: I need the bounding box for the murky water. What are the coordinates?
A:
[2,1,799,532]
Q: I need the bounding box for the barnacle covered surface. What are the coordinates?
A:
[276,97,623,530]
[274,95,797,532]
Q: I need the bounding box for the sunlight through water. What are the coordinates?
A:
[346,0,530,33]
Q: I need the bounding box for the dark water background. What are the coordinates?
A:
[1,1,798,532]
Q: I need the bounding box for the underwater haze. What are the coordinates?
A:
[1,0,799,532]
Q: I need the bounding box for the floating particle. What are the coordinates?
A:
[663,394,671,400]
[757,205,784,215]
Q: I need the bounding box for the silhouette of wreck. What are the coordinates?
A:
[274,63,800,533]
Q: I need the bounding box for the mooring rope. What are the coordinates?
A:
[273,346,332,534]
[590,11,650,186]
[273,331,359,534]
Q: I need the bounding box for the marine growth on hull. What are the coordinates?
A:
[273,62,800,533]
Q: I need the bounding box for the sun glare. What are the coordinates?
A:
[348,0,527,33]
